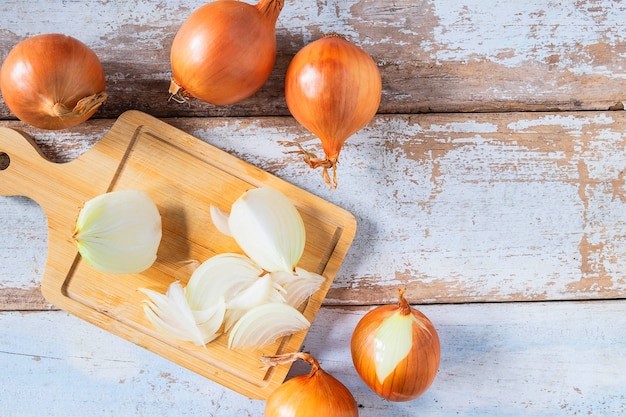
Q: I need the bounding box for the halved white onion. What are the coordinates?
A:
[74,189,162,274]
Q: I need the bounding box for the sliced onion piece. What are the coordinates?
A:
[185,253,262,310]
[193,297,227,344]
[271,267,325,308]
[228,187,305,274]
[140,282,217,346]
[209,205,232,236]
[226,273,286,310]
[223,274,286,331]
[227,302,310,349]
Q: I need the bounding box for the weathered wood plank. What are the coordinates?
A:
[2,0,626,118]
[1,111,625,309]
[1,301,625,416]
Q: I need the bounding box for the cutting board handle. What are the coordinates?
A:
[0,128,70,203]
[0,125,112,228]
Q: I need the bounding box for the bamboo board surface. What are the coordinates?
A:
[0,110,357,399]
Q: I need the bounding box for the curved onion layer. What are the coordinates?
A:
[185,253,265,310]
[271,268,325,308]
[350,288,440,402]
[285,33,382,188]
[227,187,305,274]
[141,282,225,346]
[0,33,106,130]
[228,302,309,349]
[169,0,283,105]
[262,352,358,417]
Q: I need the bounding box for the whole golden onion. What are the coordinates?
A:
[169,0,283,105]
[0,33,106,130]
[285,34,382,189]
[262,352,358,417]
[350,288,440,401]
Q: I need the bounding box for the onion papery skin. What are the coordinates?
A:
[0,33,106,130]
[169,0,283,105]
[264,354,358,417]
[284,34,381,188]
[350,292,441,402]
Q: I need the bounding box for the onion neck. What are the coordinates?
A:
[261,351,321,375]
[256,0,284,25]
[397,287,412,316]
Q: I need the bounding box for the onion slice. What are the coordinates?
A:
[140,282,225,346]
[228,302,310,349]
[271,267,325,308]
[226,273,285,310]
[209,205,232,236]
[227,187,306,274]
[185,253,263,310]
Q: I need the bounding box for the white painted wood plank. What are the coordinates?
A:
[1,112,625,307]
[2,301,625,416]
[0,196,46,289]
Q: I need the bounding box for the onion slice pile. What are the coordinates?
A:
[140,282,225,346]
[141,187,325,349]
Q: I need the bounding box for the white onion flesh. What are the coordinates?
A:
[373,311,417,383]
[140,282,224,346]
[271,267,325,308]
[185,253,262,310]
[209,205,232,236]
[228,302,310,349]
[227,187,305,273]
[74,189,162,274]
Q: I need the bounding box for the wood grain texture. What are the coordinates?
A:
[2,1,626,414]
[2,0,626,118]
[2,301,625,416]
[2,112,625,309]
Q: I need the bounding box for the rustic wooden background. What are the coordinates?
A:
[1,1,625,416]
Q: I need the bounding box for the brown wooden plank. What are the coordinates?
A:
[2,1,626,119]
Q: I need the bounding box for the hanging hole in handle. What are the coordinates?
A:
[0,152,9,170]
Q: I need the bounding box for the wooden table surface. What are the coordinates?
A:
[1,1,625,416]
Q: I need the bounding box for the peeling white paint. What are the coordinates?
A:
[2,113,625,302]
[429,121,498,133]
[430,0,626,74]
[0,196,47,289]
[507,114,615,134]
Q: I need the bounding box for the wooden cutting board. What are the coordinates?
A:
[0,110,357,399]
